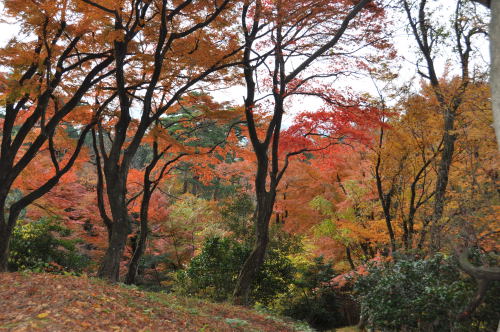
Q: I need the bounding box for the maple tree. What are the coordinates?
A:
[124,96,241,284]
[0,0,497,328]
[231,0,391,303]
[80,0,242,281]
[402,0,489,251]
[396,9,500,315]
[0,0,114,271]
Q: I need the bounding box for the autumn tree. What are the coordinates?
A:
[0,0,114,271]
[402,0,488,251]
[122,95,242,284]
[459,0,500,149]
[232,0,390,303]
[79,0,245,281]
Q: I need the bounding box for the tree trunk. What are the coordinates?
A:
[98,173,131,282]
[233,192,274,305]
[0,193,24,272]
[125,221,147,284]
[0,227,12,272]
[0,193,10,272]
[125,190,150,285]
[430,108,456,252]
[456,248,500,319]
[98,219,129,281]
[491,0,500,149]
[346,246,355,270]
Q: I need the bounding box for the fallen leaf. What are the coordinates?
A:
[37,312,49,319]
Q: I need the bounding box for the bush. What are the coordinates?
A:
[174,236,295,304]
[175,237,247,301]
[277,256,344,331]
[354,254,499,332]
[8,218,89,273]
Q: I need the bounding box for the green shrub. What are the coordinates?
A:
[8,218,89,273]
[354,254,499,332]
[276,256,343,331]
[175,237,247,301]
[174,236,295,304]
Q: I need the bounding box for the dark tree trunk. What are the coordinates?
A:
[232,0,373,305]
[125,186,151,285]
[124,135,187,285]
[0,194,10,272]
[125,220,147,284]
[429,110,456,252]
[346,246,355,270]
[98,219,129,281]
[97,172,131,281]
[374,126,397,252]
[233,191,274,304]
[0,226,12,272]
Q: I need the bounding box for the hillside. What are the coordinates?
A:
[0,273,310,332]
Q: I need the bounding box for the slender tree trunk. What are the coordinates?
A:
[125,219,147,284]
[346,246,355,270]
[374,127,397,252]
[375,171,397,252]
[491,0,500,149]
[125,189,150,285]
[233,191,274,304]
[430,108,456,252]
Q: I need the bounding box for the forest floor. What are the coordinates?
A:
[0,272,312,332]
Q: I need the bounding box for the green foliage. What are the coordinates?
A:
[174,237,247,301]
[274,256,343,331]
[8,218,89,273]
[174,236,295,305]
[251,244,296,305]
[354,254,499,332]
[5,189,26,220]
[218,193,254,241]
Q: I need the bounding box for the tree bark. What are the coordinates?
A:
[125,175,151,285]
[429,108,457,252]
[98,218,129,281]
[97,172,131,281]
[490,0,500,149]
[346,246,356,270]
[125,216,147,284]
[0,219,13,272]
[233,191,274,304]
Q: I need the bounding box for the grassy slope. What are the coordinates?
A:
[0,273,310,332]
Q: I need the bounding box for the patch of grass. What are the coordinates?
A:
[225,317,249,327]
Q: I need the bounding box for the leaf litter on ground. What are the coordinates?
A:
[0,272,308,332]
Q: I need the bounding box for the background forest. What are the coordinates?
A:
[0,0,498,331]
